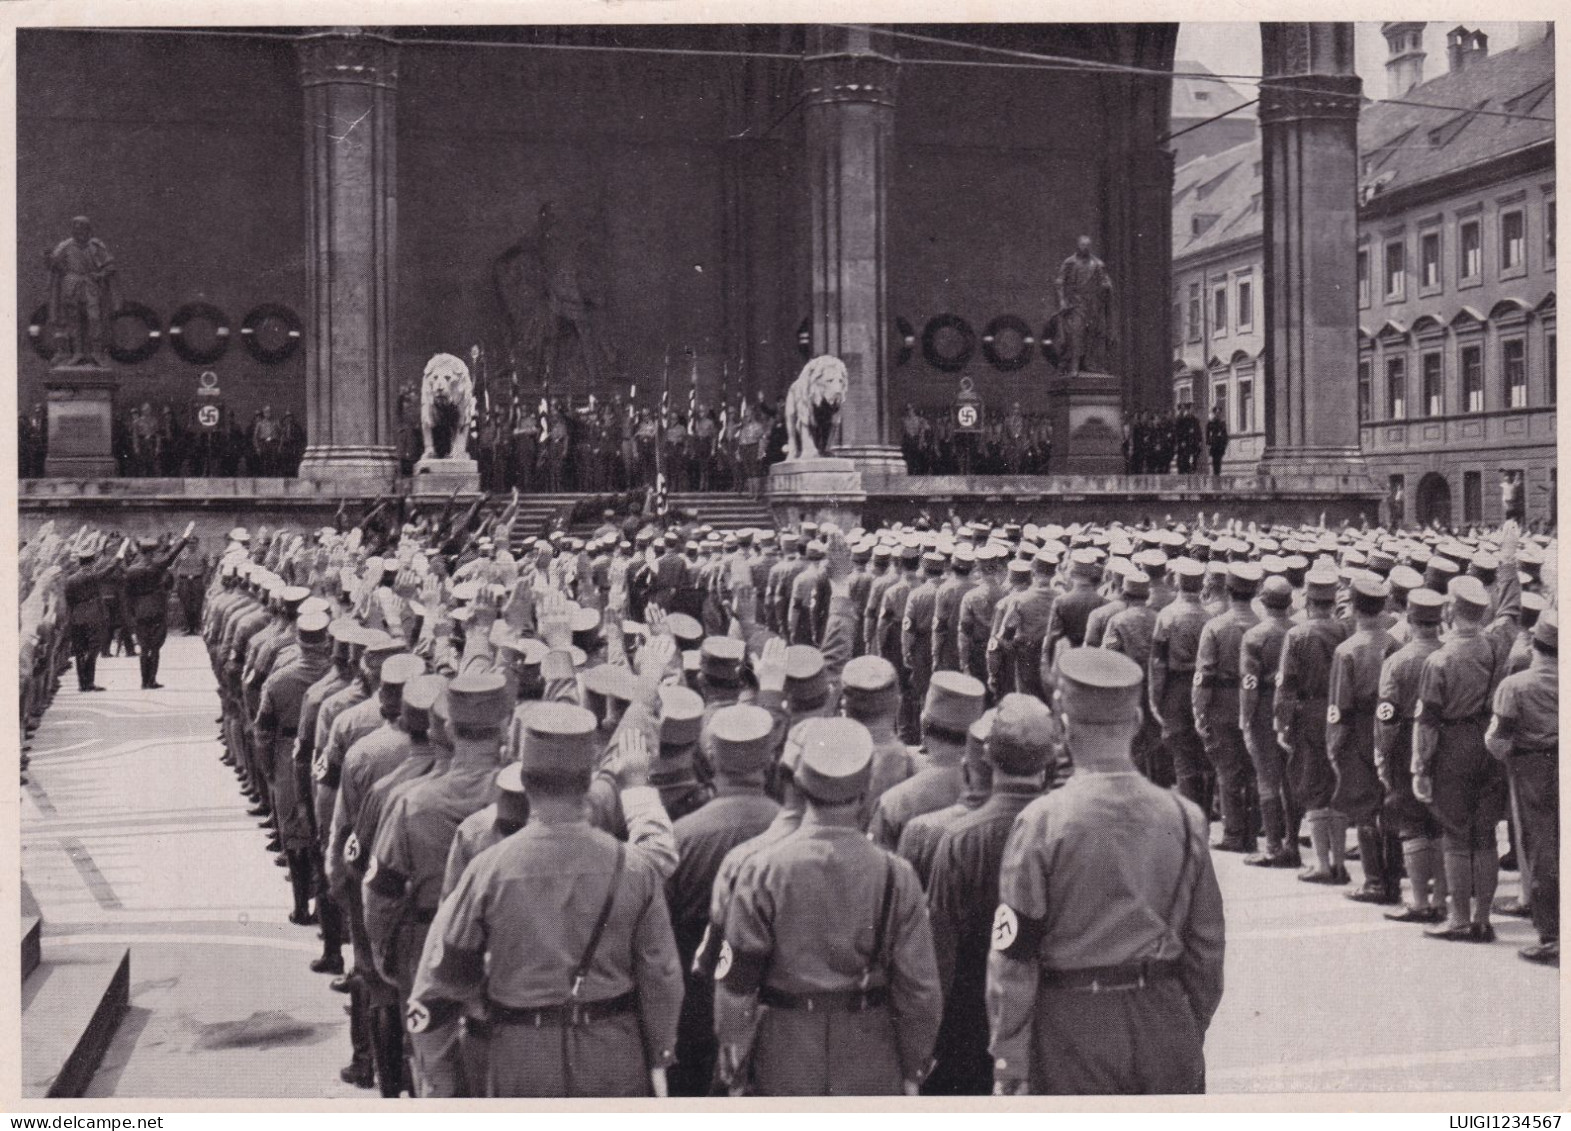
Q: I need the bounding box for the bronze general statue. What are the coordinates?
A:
[46,216,120,367]
[1051,235,1114,376]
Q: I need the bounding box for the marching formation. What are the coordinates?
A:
[17,499,1558,1098]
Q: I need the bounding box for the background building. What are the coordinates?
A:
[1172,22,1556,527]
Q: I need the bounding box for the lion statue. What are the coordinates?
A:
[784,354,848,461]
[420,352,475,461]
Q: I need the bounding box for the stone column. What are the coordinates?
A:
[801,25,903,470]
[1256,23,1373,484]
[295,28,399,482]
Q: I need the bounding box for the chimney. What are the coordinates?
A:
[1446,26,1490,74]
[1381,22,1427,97]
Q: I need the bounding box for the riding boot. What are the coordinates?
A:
[340,980,376,1088]
[1471,845,1500,929]
[1280,798,1304,867]
[372,1004,406,1097]
[1348,823,1390,899]
[1243,798,1285,866]
[1327,810,1350,878]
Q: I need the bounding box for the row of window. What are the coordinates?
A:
[1174,273,1255,345]
[1358,196,1555,307]
[1390,467,1556,526]
[1358,331,1557,422]
[1175,370,1257,436]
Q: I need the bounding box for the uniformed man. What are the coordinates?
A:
[714,717,943,1096]
[1414,576,1514,943]
[984,557,1034,698]
[924,694,1049,1095]
[665,704,780,1097]
[957,547,1004,687]
[1375,588,1449,925]
[988,648,1225,1096]
[1040,549,1105,677]
[875,545,922,742]
[1103,569,1163,784]
[1193,562,1262,851]
[409,698,683,1097]
[840,655,915,822]
[933,545,978,674]
[1485,610,1558,965]
[766,534,805,635]
[1275,563,1352,884]
[989,549,1059,703]
[787,540,828,646]
[898,710,994,888]
[174,536,209,634]
[1328,574,1401,904]
[1238,575,1297,867]
[124,523,195,688]
[254,609,334,925]
[847,541,879,658]
[62,535,125,692]
[902,552,946,723]
[868,671,987,850]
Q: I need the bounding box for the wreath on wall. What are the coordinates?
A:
[239,303,304,365]
[981,315,1034,372]
[168,301,232,365]
[921,314,976,372]
[106,302,165,365]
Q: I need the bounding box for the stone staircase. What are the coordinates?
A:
[505,492,776,551]
[20,879,131,1097]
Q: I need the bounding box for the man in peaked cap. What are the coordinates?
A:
[841,655,915,821]
[902,553,946,726]
[1193,562,1263,853]
[957,546,1005,688]
[1274,564,1353,885]
[1328,574,1402,904]
[255,609,335,927]
[868,671,987,850]
[984,557,1034,698]
[925,694,1052,1095]
[665,704,781,1097]
[933,544,979,675]
[875,544,923,743]
[1237,575,1297,867]
[1104,570,1164,785]
[123,521,195,688]
[1375,588,1450,926]
[989,549,1059,704]
[714,717,942,1096]
[861,544,898,658]
[899,710,996,889]
[1486,610,1558,965]
[1413,575,1515,944]
[409,702,683,1097]
[989,648,1224,1096]
[787,539,829,646]
[1040,549,1107,673]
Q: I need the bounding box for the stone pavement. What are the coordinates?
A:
[20,635,1558,1098]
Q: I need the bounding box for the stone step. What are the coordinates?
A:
[21,879,41,983]
[22,945,131,1098]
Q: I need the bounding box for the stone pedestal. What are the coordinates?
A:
[1044,371,1125,475]
[410,456,480,496]
[295,29,400,483]
[44,365,117,477]
[765,457,868,529]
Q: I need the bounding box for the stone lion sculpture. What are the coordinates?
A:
[420,352,475,461]
[784,354,848,460]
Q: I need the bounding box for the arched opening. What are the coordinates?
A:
[1415,471,1452,528]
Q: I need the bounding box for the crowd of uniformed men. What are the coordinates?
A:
[17,496,1559,1097]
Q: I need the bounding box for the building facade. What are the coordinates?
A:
[1172,23,1556,528]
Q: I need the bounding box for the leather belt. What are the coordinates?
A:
[1513,743,1557,756]
[1042,959,1180,993]
[486,990,636,1028]
[1439,712,1491,727]
[760,985,890,1013]
[1196,674,1238,689]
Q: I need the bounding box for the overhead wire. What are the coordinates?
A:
[44,22,1556,124]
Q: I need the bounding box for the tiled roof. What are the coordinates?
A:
[1172,33,1555,260]
[1171,59,1256,121]
[1359,33,1554,199]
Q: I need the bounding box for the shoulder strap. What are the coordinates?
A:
[861,856,899,990]
[1160,793,1196,949]
[571,841,626,999]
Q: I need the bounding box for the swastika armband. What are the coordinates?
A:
[1242,674,1258,692]
[717,944,768,994]
[1375,701,1396,723]
[1326,705,1342,725]
[406,997,461,1033]
[365,858,409,899]
[1192,672,1204,688]
[991,903,1047,961]
[343,832,362,864]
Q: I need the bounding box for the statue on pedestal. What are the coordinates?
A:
[420,353,476,461]
[783,355,847,461]
[1051,235,1114,376]
[45,216,119,368]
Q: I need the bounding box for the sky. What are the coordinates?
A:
[1175,21,1537,102]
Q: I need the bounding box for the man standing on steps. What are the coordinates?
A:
[1206,406,1229,476]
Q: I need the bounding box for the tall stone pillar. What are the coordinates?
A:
[1256,24,1373,484]
[295,28,399,482]
[801,25,903,471]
